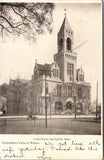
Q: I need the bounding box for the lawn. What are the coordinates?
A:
[0,118,101,134]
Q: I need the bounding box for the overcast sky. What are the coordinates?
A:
[0,2,102,103]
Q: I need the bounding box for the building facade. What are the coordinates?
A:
[7,16,91,115]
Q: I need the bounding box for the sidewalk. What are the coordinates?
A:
[0,114,96,119]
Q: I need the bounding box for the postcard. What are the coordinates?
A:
[0,0,103,159]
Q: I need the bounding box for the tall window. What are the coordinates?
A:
[57,84,62,96]
[53,69,55,77]
[79,74,84,81]
[78,87,82,98]
[57,70,58,77]
[55,69,56,77]
[67,63,74,76]
[88,89,90,99]
[46,82,48,94]
[59,38,63,51]
[67,38,71,51]
[53,69,59,78]
[68,86,72,97]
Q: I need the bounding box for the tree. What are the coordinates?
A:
[0,3,54,41]
[0,83,9,98]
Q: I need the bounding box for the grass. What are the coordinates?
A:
[0,117,101,134]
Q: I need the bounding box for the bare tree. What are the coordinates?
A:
[0,3,54,40]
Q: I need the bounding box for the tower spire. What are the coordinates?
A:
[35,59,37,64]
[64,9,66,17]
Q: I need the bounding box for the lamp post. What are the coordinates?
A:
[50,93,52,119]
[40,69,49,128]
[41,69,53,128]
[73,96,77,120]
[44,70,47,128]
[96,81,98,122]
[39,68,53,128]
[73,82,77,120]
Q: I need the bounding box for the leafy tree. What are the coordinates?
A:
[0,83,8,98]
[0,3,54,40]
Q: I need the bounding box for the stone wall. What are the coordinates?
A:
[7,77,91,115]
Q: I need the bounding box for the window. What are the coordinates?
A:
[54,69,56,77]
[88,89,90,99]
[57,70,59,77]
[46,82,48,94]
[77,103,83,111]
[57,84,62,96]
[68,86,72,97]
[59,38,63,51]
[67,38,71,51]
[55,102,63,110]
[78,87,82,98]
[79,74,84,81]
[69,77,74,81]
[53,69,55,77]
[67,63,74,76]
[53,69,59,78]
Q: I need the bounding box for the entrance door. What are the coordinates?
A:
[66,101,72,110]
[77,103,83,111]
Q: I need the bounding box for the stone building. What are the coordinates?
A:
[7,16,91,115]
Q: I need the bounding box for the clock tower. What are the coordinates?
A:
[54,16,77,82]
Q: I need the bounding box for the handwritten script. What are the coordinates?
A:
[1,137,101,159]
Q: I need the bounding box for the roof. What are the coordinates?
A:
[10,78,30,86]
[34,63,51,77]
[36,63,51,72]
[76,67,84,74]
[59,16,72,33]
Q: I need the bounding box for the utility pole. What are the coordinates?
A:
[96,81,98,122]
[74,96,76,120]
[40,68,53,128]
[50,93,52,119]
[44,70,47,128]
[39,69,48,128]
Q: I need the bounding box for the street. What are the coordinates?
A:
[0,116,101,134]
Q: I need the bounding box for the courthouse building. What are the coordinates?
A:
[7,15,91,115]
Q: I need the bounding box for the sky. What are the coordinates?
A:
[0,2,102,103]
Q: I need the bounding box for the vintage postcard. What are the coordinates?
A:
[0,0,103,159]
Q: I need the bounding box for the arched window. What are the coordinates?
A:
[66,101,72,110]
[77,103,83,111]
[55,101,63,110]
[59,38,63,51]
[67,38,71,51]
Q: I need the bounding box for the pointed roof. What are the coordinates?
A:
[59,16,72,33]
[77,67,84,74]
[36,63,51,71]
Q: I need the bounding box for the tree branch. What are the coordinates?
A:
[0,3,54,40]
[0,15,28,28]
[0,15,17,28]
[0,23,12,33]
[11,6,23,19]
